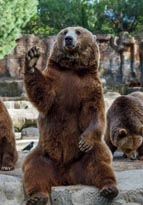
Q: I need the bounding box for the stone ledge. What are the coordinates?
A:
[0,169,143,205]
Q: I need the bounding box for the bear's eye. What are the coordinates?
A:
[63,30,68,35]
[76,30,81,35]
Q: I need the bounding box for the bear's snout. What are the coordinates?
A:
[64,32,77,49]
[65,35,74,47]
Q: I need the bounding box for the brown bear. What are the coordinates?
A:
[0,100,18,170]
[105,91,143,160]
[23,26,118,205]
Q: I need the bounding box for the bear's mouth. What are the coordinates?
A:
[64,43,79,53]
[64,44,76,50]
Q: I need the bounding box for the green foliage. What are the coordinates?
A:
[0,0,38,59]
[97,0,143,34]
[24,0,92,36]
[23,0,143,37]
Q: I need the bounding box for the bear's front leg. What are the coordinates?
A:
[79,94,105,152]
[79,118,105,152]
[24,47,55,114]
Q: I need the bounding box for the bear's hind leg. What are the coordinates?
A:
[26,192,51,205]
[86,162,118,200]
[84,144,118,200]
[95,162,119,199]
[68,143,118,200]
[23,149,60,205]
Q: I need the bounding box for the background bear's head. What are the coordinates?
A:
[111,128,143,160]
[49,26,100,73]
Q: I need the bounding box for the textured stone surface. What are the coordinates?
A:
[1,169,143,205]
[0,79,24,97]
[0,175,24,205]
[21,127,39,138]
[104,92,121,112]
[4,100,33,109]
[8,108,38,131]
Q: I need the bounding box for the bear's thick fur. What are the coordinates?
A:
[0,100,18,170]
[105,91,143,160]
[23,27,118,205]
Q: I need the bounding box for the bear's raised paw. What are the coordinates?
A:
[25,46,40,70]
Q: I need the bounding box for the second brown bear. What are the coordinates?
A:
[0,100,18,171]
[105,91,143,160]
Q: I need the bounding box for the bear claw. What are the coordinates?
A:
[26,196,49,205]
[100,185,119,200]
[1,166,14,171]
[79,139,93,152]
[25,46,40,69]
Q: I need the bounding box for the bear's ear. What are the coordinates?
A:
[118,128,128,138]
[139,126,143,136]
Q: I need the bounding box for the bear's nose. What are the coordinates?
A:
[65,35,73,47]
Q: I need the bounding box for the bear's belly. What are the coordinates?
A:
[45,134,81,165]
[38,115,82,165]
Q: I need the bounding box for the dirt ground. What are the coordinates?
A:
[113,151,143,171]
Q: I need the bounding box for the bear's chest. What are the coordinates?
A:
[55,73,94,111]
[55,74,81,111]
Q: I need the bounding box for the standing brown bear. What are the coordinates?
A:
[0,100,18,171]
[23,26,118,205]
[105,91,143,160]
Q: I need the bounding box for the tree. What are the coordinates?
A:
[23,0,92,37]
[0,0,38,59]
[102,0,143,34]
[23,0,143,37]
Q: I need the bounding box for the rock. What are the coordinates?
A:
[8,108,38,131]
[1,96,28,101]
[3,100,38,132]
[15,132,22,140]
[104,92,121,112]
[4,100,33,109]
[0,79,24,97]
[112,201,140,205]
[21,127,39,138]
[0,175,24,205]
[104,91,121,99]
